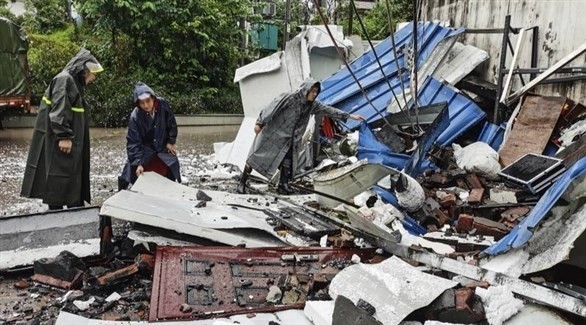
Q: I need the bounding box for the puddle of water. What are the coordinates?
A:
[0,126,239,216]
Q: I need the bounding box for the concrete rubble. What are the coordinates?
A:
[2,16,586,325]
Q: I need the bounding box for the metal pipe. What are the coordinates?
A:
[493,15,511,123]
[283,0,291,49]
[385,0,410,118]
[531,26,539,80]
[309,0,396,130]
[411,0,420,127]
[349,0,412,126]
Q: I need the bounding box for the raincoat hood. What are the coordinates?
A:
[64,48,102,78]
[297,78,321,100]
[133,82,157,103]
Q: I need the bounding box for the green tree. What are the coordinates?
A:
[335,0,413,39]
[22,0,70,34]
[78,0,257,91]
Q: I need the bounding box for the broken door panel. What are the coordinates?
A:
[149,246,377,321]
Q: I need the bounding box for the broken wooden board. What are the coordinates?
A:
[499,95,567,167]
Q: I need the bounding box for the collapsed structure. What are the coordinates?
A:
[1,3,585,325]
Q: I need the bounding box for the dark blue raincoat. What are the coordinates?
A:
[120,82,181,184]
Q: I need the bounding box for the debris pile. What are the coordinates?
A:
[1,17,585,325]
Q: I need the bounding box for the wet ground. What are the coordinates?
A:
[0,126,239,217]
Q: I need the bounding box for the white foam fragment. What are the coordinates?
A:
[476,286,524,325]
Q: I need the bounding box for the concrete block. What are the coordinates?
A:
[304,300,335,325]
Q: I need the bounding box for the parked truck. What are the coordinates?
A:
[0,17,30,128]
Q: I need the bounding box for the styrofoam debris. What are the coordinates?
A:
[319,235,328,248]
[105,292,121,302]
[73,297,95,311]
[476,286,524,325]
[304,300,335,325]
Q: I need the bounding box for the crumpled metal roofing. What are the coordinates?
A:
[484,156,586,255]
[477,121,505,151]
[357,122,412,170]
[417,77,487,147]
[317,22,463,130]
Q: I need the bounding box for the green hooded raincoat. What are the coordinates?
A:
[21,48,100,206]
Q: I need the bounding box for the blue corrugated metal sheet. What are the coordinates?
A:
[404,102,450,175]
[417,77,486,147]
[318,22,463,130]
[484,157,586,255]
[478,122,505,151]
[357,122,412,170]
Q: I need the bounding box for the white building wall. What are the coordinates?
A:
[421,0,586,103]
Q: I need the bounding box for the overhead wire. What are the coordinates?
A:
[384,0,411,123]
[309,0,396,130]
[410,0,421,130]
[348,0,414,129]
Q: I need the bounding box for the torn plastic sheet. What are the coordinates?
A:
[484,157,586,255]
[329,256,457,325]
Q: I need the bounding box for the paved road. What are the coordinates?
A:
[0,126,238,216]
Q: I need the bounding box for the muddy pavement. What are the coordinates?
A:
[0,126,238,217]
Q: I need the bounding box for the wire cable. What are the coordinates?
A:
[384,0,411,120]
[349,0,414,129]
[309,0,395,130]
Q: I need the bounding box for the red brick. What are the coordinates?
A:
[14,279,30,290]
[455,288,474,311]
[468,188,484,204]
[465,281,490,289]
[440,193,457,207]
[456,214,474,232]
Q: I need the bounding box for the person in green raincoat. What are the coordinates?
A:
[237,79,364,194]
[21,48,103,210]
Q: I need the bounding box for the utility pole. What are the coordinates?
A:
[240,17,247,66]
[283,0,292,49]
[348,2,353,35]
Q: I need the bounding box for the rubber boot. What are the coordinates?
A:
[118,177,129,192]
[237,165,252,194]
[99,216,114,256]
[277,166,294,195]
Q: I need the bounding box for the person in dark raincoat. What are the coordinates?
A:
[21,48,103,210]
[117,82,180,190]
[237,79,364,194]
